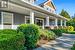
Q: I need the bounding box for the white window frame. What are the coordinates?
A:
[25,16,30,24]
[35,18,44,29]
[1,12,13,29]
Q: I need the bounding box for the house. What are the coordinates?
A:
[0,0,68,29]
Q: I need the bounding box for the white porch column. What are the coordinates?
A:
[30,11,34,24]
[64,20,66,26]
[46,16,49,26]
[60,20,63,26]
[55,18,58,26]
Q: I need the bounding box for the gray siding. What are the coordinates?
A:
[13,13,25,25]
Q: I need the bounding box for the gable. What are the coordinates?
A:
[44,1,56,10]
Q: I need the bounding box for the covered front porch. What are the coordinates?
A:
[0,11,67,29]
[0,1,67,29]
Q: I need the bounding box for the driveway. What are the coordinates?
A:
[34,34,75,50]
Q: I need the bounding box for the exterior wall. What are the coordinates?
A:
[49,19,55,26]
[13,13,25,29]
[44,1,55,13]
[13,13,25,25]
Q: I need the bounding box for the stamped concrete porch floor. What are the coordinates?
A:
[34,34,75,50]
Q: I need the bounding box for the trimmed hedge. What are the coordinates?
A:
[39,29,56,40]
[67,26,74,32]
[0,29,25,50]
[17,24,40,49]
[68,31,75,34]
[51,29,63,37]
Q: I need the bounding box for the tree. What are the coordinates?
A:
[59,9,70,19]
[72,14,75,21]
[67,14,75,30]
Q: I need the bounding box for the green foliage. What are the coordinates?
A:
[17,24,40,49]
[67,19,75,27]
[67,19,75,31]
[67,26,74,31]
[0,29,25,50]
[51,29,65,37]
[68,31,75,34]
[60,9,70,19]
[39,29,56,40]
[71,43,75,50]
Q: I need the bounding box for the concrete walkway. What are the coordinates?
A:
[34,34,75,50]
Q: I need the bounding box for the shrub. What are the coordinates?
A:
[67,26,74,32]
[51,29,63,37]
[61,28,68,33]
[68,31,75,34]
[71,43,75,50]
[17,24,40,49]
[39,29,56,40]
[0,29,25,50]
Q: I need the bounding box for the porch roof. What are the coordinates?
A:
[0,0,69,20]
[10,0,68,20]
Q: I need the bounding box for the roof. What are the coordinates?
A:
[39,0,56,10]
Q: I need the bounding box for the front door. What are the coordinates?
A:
[35,18,44,29]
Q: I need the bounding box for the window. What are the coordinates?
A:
[0,12,1,24]
[58,20,61,26]
[35,18,44,29]
[1,0,8,8]
[25,16,30,24]
[3,12,13,25]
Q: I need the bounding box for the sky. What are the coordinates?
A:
[35,0,75,16]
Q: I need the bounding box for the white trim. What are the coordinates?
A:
[44,0,52,5]
[55,18,58,26]
[1,12,3,29]
[60,20,63,26]
[30,11,34,24]
[44,4,55,11]
[12,14,14,29]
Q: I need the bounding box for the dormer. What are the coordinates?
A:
[40,0,56,13]
[22,0,36,4]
